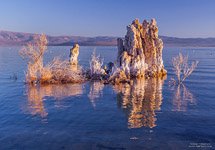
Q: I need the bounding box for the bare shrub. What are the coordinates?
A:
[172,53,198,84]
[19,34,48,83]
[20,34,85,84]
[89,51,105,79]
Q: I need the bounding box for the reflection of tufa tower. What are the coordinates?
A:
[115,77,165,128]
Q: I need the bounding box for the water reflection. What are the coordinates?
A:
[25,84,83,117]
[88,82,104,108]
[172,84,196,112]
[24,77,195,127]
[114,77,165,129]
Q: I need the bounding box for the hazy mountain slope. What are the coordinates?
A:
[0,30,215,47]
[160,36,215,47]
[0,31,118,46]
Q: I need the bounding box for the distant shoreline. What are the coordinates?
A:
[1,45,215,49]
[1,30,215,47]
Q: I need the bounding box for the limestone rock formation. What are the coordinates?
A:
[69,44,79,65]
[116,18,167,78]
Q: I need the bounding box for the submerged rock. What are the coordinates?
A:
[116,18,167,79]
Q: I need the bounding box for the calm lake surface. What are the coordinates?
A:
[0,46,215,150]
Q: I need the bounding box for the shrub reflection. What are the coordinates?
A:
[88,81,104,108]
[26,84,83,117]
[25,76,195,128]
[172,84,196,112]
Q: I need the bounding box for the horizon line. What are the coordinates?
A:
[1,29,215,39]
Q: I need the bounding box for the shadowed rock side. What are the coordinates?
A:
[116,19,167,79]
[114,77,165,128]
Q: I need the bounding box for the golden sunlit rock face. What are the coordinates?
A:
[116,18,167,79]
[114,77,165,128]
[69,44,80,66]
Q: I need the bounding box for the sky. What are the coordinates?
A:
[0,0,215,38]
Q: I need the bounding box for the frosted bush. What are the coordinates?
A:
[172,53,198,84]
[20,34,85,84]
[89,51,105,79]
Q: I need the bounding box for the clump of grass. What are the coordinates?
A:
[42,58,84,84]
[172,52,198,84]
[20,34,85,84]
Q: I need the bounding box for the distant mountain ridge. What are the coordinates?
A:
[1,30,215,47]
[160,36,215,47]
[0,30,118,46]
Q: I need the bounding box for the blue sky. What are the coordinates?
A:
[0,0,215,37]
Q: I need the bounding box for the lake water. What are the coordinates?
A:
[0,46,215,150]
